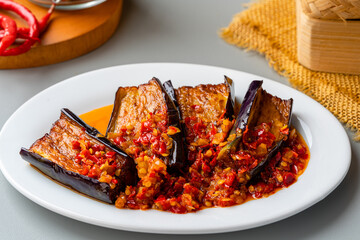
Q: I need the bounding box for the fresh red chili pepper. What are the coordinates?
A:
[0,30,40,42]
[0,14,16,54]
[0,23,41,40]
[39,2,56,32]
[0,0,39,56]
[9,2,56,36]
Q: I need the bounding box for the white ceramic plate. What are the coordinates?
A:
[0,63,351,234]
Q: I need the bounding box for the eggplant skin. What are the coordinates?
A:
[153,78,187,168]
[224,75,235,121]
[20,108,138,204]
[20,148,119,203]
[160,79,188,172]
[231,80,263,136]
[163,80,179,110]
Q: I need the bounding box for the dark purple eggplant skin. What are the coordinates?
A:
[20,108,137,204]
[218,80,293,180]
[249,98,293,178]
[230,80,263,136]
[163,80,179,109]
[163,80,183,125]
[153,78,187,173]
[20,148,119,203]
[218,80,263,160]
[224,75,235,121]
[63,109,137,186]
[163,80,188,172]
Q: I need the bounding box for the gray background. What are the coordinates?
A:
[1,0,359,239]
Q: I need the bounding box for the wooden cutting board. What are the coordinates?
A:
[0,0,123,69]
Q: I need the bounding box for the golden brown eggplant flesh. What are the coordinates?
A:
[174,77,235,146]
[20,108,137,204]
[106,78,186,172]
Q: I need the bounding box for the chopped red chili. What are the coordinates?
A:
[118,115,309,213]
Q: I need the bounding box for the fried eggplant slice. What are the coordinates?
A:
[106,78,186,172]
[218,80,293,181]
[174,76,235,147]
[20,108,137,204]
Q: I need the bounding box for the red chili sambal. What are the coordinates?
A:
[151,120,309,213]
[105,80,184,210]
[113,110,179,210]
[80,83,309,214]
[247,128,309,199]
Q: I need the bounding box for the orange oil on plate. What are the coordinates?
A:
[79,104,114,135]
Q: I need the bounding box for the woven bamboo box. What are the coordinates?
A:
[297,0,360,74]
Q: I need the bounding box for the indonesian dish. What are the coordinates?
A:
[20,77,309,213]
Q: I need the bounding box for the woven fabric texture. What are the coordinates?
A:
[221,0,360,141]
[301,0,360,20]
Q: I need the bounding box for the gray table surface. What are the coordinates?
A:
[1,0,359,239]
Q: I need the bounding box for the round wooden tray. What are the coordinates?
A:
[0,0,123,69]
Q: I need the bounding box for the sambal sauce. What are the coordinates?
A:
[78,83,309,214]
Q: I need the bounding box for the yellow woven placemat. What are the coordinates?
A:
[221,0,360,141]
